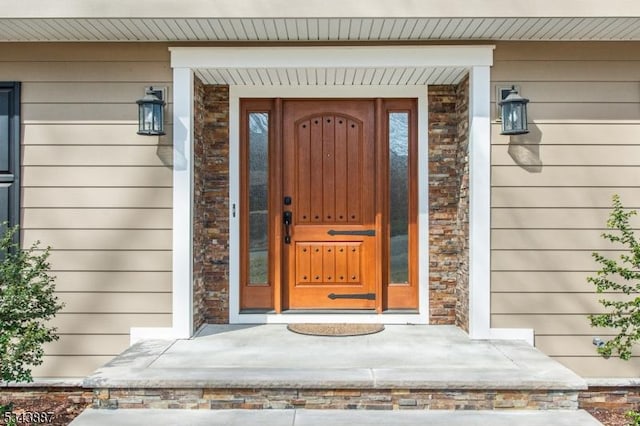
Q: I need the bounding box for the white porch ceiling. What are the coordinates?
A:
[0,17,639,42]
[194,66,468,86]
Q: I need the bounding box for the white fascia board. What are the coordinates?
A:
[170,46,495,70]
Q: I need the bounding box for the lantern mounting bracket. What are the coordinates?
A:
[146,86,166,101]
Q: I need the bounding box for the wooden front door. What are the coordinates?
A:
[282,100,378,309]
[240,97,418,313]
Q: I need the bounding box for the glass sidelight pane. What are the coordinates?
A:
[248,112,269,284]
[389,112,409,284]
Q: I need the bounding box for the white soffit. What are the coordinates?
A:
[173,46,493,86]
[0,17,639,41]
[193,66,468,85]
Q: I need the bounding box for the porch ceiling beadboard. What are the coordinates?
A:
[193,66,469,86]
[0,17,639,42]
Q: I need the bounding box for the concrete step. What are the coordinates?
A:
[70,408,603,426]
[85,325,587,411]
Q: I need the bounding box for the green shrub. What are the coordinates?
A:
[627,410,640,426]
[0,403,16,426]
[588,195,640,360]
[0,224,63,383]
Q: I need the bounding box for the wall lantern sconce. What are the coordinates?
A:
[137,87,166,136]
[498,86,529,135]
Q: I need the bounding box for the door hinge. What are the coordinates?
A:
[328,293,376,300]
[327,229,375,236]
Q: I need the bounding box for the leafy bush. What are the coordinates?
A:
[588,195,640,360]
[0,224,63,382]
[0,403,16,426]
[627,410,640,426]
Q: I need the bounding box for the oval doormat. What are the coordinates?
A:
[287,323,385,337]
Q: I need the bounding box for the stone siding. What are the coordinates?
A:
[579,386,640,413]
[192,76,206,330]
[193,81,230,326]
[94,388,578,410]
[428,82,469,325]
[454,76,470,331]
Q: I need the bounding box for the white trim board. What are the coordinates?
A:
[229,85,430,325]
[130,44,534,346]
[170,46,495,70]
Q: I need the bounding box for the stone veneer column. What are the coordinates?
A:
[193,79,230,327]
[428,78,470,326]
[454,76,470,331]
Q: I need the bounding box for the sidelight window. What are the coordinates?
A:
[389,112,409,284]
[383,99,418,309]
[247,112,269,285]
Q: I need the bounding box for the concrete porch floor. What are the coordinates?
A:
[84,324,586,390]
[76,325,603,425]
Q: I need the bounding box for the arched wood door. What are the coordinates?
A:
[282,100,378,309]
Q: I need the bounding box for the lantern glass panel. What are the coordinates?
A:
[144,104,154,132]
[153,103,163,133]
[501,102,528,135]
[138,104,145,133]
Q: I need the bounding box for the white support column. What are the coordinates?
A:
[467,66,534,345]
[130,67,195,344]
[468,65,491,340]
[171,67,194,338]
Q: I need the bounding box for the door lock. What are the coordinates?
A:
[283,211,293,244]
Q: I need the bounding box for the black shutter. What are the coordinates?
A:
[0,82,20,238]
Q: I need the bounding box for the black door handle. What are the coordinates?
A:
[283,211,292,244]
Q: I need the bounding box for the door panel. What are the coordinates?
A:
[283,100,377,309]
[295,242,363,284]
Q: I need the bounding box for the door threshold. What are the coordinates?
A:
[233,310,428,324]
[239,309,420,315]
[282,309,378,315]
[284,309,420,315]
[240,309,276,314]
